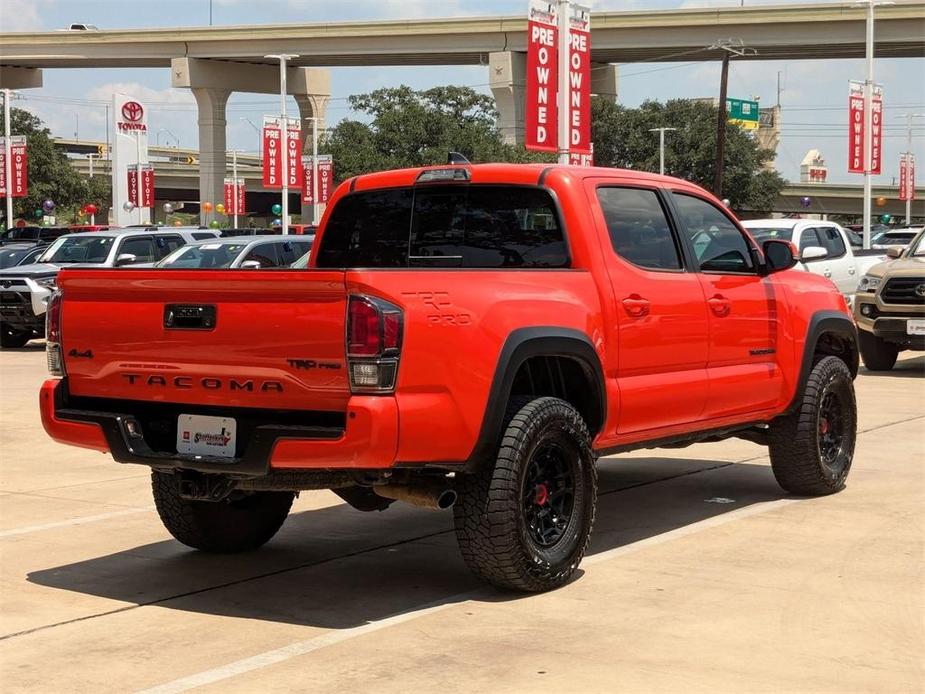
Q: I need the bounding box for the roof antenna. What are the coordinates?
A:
[447,152,471,165]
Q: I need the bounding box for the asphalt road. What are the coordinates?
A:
[1,344,922,693]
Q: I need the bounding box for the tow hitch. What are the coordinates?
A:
[175,471,236,502]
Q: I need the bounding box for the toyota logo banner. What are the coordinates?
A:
[112,93,151,225]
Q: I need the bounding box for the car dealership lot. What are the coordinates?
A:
[1,345,922,693]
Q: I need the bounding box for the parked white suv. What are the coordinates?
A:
[742,219,886,297]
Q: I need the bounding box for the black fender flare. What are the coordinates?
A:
[786,310,858,414]
[463,326,606,470]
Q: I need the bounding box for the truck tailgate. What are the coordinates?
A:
[57,269,350,412]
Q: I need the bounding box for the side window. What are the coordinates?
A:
[243,243,281,268]
[820,227,846,258]
[155,235,185,259]
[672,193,754,273]
[276,240,311,266]
[118,237,156,263]
[799,228,825,253]
[596,187,682,271]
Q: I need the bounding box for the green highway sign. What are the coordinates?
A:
[727,98,760,130]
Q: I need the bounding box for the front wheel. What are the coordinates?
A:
[858,330,898,371]
[454,397,597,592]
[1,327,31,348]
[152,471,294,553]
[768,356,857,495]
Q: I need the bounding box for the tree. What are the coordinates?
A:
[324,86,548,180]
[591,98,785,213]
[0,107,110,227]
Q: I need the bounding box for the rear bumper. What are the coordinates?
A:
[40,379,399,476]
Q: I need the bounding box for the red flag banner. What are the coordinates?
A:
[525,0,558,152]
[0,136,28,198]
[262,117,281,188]
[286,122,303,188]
[911,157,917,201]
[848,81,864,174]
[302,155,334,205]
[236,179,246,214]
[225,178,247,215]
[223,178,235,214]
[127,166,154,207]
[900,154,916,201]
[568,4,591,155]
[870,85,883,175]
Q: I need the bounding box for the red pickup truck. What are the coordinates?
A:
[41,163,859,592]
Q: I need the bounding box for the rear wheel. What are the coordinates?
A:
[151,471,294,553]
[858,330,899,371]
[454,397,597,592]
[0,327,31,348]
[768,356,856,495]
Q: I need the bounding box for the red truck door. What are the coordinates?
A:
[587,182,710,434]
[669,192,785,418]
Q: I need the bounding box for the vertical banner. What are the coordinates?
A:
[911,156,917,201]
[302,155,334,204]
[262,117,281,188]
[568,4,591,155]
[569,143,594,167]
[848,81,865,174]
[870,85,883,175]
[127,166,154,207]
[0,136,28,197]
[899,155,916,201]
[224,178,248,215]
[525,0,558,152]
[286,120,303,188]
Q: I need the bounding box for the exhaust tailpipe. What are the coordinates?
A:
[374,481,457,510]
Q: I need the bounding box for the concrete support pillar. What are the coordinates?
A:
[192,87,230,227]
[591,63,619,103]
[0,66,43,90]
[489,51,526,146]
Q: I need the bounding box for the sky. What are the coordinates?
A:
[2,0,924,185]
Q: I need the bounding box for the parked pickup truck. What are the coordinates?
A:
[41,163,859,592]
[0,228,216,348]
[854,228,925,370]
[741,219,885,297]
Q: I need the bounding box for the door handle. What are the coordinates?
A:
[622,294,650,318]
[707,294,731,317]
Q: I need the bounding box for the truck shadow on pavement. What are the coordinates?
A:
[859,355,924,378]
[27,457,791,632]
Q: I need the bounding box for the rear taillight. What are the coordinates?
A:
[346,295,403,393]
[46,290,65,377]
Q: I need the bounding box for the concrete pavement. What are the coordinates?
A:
[1,344,922,693]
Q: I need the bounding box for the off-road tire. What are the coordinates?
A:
[0,327,31,348]
[152,471,294,553]
[768,356,856,495]
[858,329,898,371]
[454,396,597,592]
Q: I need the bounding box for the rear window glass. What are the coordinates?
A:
[745,227,794,242]
[315,185,567,269]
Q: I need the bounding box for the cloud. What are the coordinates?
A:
[0,0,44,30]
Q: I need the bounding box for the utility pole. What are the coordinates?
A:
[855,0,891,249]
[3,89,12,230]
[709,39,756,198]
[897,112,924,225]
[265,53,298,235]
[648,127,677,175]
[556,0,571,165]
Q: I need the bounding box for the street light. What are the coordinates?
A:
[648,127,677,175]
[240,117,261,158]
[264,53,299,235]
[67,110,79,142]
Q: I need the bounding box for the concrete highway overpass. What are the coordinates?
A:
[2,2,924,68]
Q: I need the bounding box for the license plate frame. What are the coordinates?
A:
[907,319,925,336]
[176,414,237,459]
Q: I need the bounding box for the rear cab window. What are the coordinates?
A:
[315,185,568,269]
[596,187,683,271]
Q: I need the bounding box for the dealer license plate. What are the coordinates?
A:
[907,319,925,336]
[176,414,237,459]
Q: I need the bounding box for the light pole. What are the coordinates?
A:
[854,0,892,249]
[68,110,79,142]
[3,89,12,230]
[556,0,570,165]
[897,112,924,225]
[240,117,261,159]
[648,127,677,175]
[265,53,299,235]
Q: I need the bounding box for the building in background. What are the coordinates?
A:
[800,149,828,183]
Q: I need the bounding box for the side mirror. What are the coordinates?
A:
[886,246,904,259]
[240,260,262,269]
[762,239,798,274]
[114,253,138,266]
[800,246,828,262]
